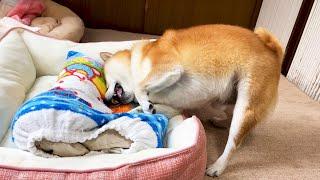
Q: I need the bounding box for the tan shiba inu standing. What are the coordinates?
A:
[101,24,283,177]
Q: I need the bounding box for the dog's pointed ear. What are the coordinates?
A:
[144,66,184,93]
[100,52,113,61]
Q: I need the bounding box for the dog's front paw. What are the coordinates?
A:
[210,118,230,128]
[134,89,156,114]
[129,103,157,114]
[206,158,227,177]
[129,106,143,113]
[152,104,180,118]
[141,100,156,114]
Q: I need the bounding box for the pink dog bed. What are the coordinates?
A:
[0,29,207,180]
[0,117,206,180]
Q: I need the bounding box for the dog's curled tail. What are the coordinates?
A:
[254,27,284,64]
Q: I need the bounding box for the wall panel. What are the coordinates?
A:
[255,0,303,48]
[54,0,146,32]
[287,0,320,101]
[144,0,262,34]
[54,0,262,35]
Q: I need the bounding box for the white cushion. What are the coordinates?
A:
[21,31,144,76]
[25,75,57,100]
[0,31,36,140]
[21,32,75,76]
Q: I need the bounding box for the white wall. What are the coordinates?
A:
[255,0,303,48]
[287,0,320,101]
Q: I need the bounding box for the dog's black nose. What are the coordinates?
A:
[152,109,156,114]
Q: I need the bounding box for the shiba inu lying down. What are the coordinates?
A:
[101,24,284,177]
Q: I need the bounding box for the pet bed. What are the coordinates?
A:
[0,29,206,179]
[0,0,84,42]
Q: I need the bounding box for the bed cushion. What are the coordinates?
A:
[0,29,207,179]
[0,30,36,141]
[81,28,158,42]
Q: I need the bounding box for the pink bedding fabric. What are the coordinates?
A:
[7,0,45,25]
[0,117,207,180]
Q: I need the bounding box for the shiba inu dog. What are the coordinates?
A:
[101,24,283,177]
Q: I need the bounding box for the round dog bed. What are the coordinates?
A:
[0,29,207,179]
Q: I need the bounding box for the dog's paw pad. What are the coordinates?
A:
[148,103,154,110]
[212,171,219,177]
[206,159,226,177]
[206,168,221,178]
[141,101,154,114]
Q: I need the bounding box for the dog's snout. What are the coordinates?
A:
[109,83,135,105]
[114,83,124,98]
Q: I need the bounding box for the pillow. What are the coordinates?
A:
[0,30,36,141]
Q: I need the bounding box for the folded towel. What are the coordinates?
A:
[11,51,168,157]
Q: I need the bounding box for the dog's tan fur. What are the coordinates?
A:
[102,24,283,177]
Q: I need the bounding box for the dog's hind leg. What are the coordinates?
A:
[206,77,277,177]
[209,103,234,128]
